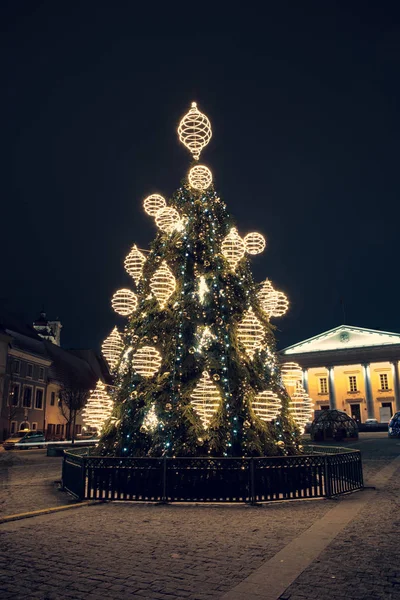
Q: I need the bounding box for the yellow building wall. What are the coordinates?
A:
[45,383,85,439]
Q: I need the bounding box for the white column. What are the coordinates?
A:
[328,366,336,409]
[391,361,400,412]
[302,368,309,394]
[362,363,374,419]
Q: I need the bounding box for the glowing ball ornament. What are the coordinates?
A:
[244,232,266,255]
[190,371,221,428]
[237,307,265,359]
[258,279,277,317]
[271,291,289,317]
[132,346,162,377]
[111,289,138,316]
[178,102,212,160]
[82,380,113,432]
[143,194,166,216]
[150,261,176,308]
[252,390,281,421]
[188,165,212,190]
[221,227,246,270]
[155,206,181,233]
[289,385,314,430]
[124,245,146,284]
[102,327,124,371]
[281,362,303,387]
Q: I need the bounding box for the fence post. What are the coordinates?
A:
[162,456,167,503]
[324,455,332,498]
[79,455,86,500]
[250,458,256,504]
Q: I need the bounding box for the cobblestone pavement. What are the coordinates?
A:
[0,434,399,600]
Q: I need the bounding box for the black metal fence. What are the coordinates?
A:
[62,445,363,503]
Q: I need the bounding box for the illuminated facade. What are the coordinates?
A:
[281,325,400,423]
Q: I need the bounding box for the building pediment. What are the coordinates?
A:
[282,325,400,355]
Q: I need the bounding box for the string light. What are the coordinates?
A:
[82,381,113,432]
[271,290,289,317]
[221,227,246,270]
[111,289,138,316]
[132,346,162,377]
[178,102,212,160]
[237,307,264,358]
[281,362,303,388]
[196,326,214,352]
[155,206,182,233]
[142,404,159,431]
[188,165,212,190]
[190,371,221,428]
[197,275,209,303]
[124,245,146,284]
[150,261,176,308]
[258,279,289,318]
[244,232,266,255]
[289,385,314,430]
[102,327,124,371]
[252,390,281,421]
[143,194,166,216]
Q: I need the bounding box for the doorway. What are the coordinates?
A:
[350,404,361,423]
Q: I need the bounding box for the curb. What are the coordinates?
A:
[0,500,102,525]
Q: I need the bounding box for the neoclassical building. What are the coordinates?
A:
[281,325,400,423]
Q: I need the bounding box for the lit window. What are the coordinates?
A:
[348,376,358,393]
[35,389,43,409]
[39,367,44,381]
[23,387,32,408]
[379,373,389,391]
[319,377,328,394]
[26,364,33,378]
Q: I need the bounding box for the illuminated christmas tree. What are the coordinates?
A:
[99,102,310,458]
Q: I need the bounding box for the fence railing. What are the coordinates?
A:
[62,445,363,503]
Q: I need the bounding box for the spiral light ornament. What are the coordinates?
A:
[244,232,266,255]
[190,371,221,428]
[143,194,166,216]
[101,327,124,371]
[188,165,212,190]
[132,346,162,377]
[271,291,289,317]
[150,261,176,308]
[258,279,277,317]
[178,102,212,160]
[124,245,146,284]
[221,227,246,270]
[252,390,282,421]
[237,307,264,358]
[155,206,182,233]
[111,289,138,316]
[281,362,303,388]
[82,381,113,432]
[289,385,314,430]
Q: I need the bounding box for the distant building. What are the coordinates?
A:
[281,325,400,424]
[33,311,62,346]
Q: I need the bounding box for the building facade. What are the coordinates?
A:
[281,325,400,424]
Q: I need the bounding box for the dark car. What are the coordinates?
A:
[388,412,400,438]
[3,430,46,450]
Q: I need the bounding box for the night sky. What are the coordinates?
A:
[2,2,400,351]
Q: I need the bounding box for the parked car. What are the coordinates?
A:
[388,412,400,438]
[3,430,46,450]
[364,418,379,428]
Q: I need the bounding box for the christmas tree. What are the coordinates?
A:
[98,102,309,458]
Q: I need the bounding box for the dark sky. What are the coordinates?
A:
[2,2,400,351]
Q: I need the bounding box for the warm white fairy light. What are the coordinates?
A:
[271,290,289,317]
[132,346,162,377]
[244,232,266,255]
[111,289,138,316]
[281,362,303,388]
[102,327,124,371]
[178,102,212,160]
[124,245,146,284]
[188,165,212,190]
[237,307,264,358]
[155,206,182,233]
[197,326,214,352]
[197,275,209,304]
[82,380,113,432]
[142,404,159,431]
[118,346,133,375]
[252,390,282,421]
[221,227,246,270]
[190,371,221,428]
[150,261,176,309]
[143,194,166,216]
[289,385,314,430]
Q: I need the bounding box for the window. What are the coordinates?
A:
[10,421,17,434]
[20,421,30,431]
[32,422,37,431]
[47,424,54,435]
[35,389,43,409]
[56,424,61,435]
[319,377,328,394]
[382,402,393,417]
[22,387,32,408]
[348,375,358,393]
[13,360,20,375]
[50,392,56,406]
[9,384,20,406]
[26,363,33,378]
[39,367,44,381]
[379,373,389,391]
